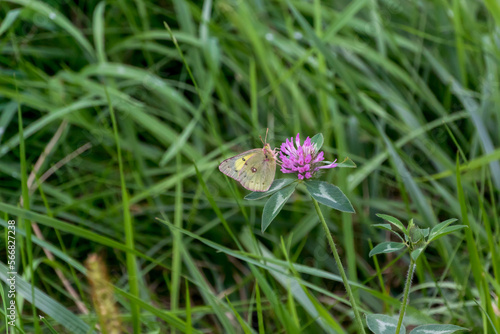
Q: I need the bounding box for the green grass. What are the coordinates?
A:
[0,0,499,332]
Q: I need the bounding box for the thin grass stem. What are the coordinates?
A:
[312,197,366,333]
[396,259,416,334]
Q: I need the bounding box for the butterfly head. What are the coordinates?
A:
[262,143,276,161]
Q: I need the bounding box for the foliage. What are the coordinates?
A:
[368,215,469,334]
[0,0,499,332]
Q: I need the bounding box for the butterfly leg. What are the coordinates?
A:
[273,148,283,166]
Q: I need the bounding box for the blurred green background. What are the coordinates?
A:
[1,0,499,332]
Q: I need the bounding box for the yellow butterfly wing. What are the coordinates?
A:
[219,149,261,181]
[237,150,276,191]
[219,146,276,192]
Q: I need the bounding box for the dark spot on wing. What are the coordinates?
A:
[242,158,246,161]
[251,167,257,173]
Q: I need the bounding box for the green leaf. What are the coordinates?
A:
[411,248,425,261]
[428,225,468,243]
[372,224,405,242]
[92,1,106,63]
[0,203,151,261]
[262,183,297,232]
[240,233,344,333]
[335,157,357,168]
[407,218,415,230]
[0,8,20,37]
[409,225,425,243]
[0,263,93,334]
[409,324,470,334]
[225,297,253,334]
[245,178,297,200]
[372,223,392,231]
[369,242,405,257]
[310,133,324,151]
[7,0,95,59]
[376,214,407,234]
[429,218,458,239]
[366,314,404,334]
[305,180,354,213]
[113,284,202,333]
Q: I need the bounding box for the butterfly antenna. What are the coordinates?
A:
[259,128,269,146]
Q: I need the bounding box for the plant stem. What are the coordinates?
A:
[396,259,416,334]
[312,198,366,334]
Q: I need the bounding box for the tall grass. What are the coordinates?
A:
[0,0,499,332]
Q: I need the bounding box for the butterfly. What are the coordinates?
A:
[218,130,277,192]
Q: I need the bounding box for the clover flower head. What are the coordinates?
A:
[279,133,337,180]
